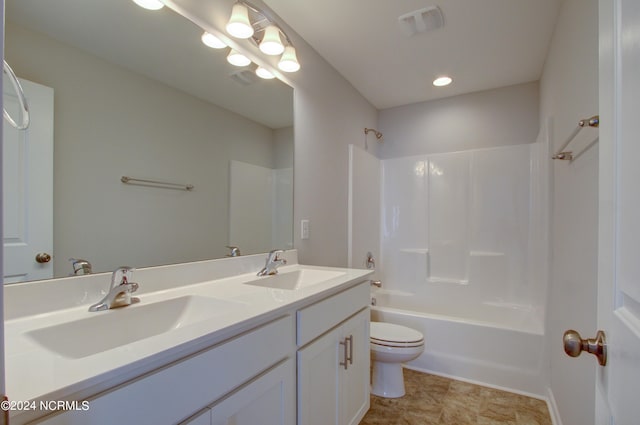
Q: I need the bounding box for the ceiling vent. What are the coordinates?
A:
[398,6,444,37]
[229,69,258,86]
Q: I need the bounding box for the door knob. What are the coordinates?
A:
[35,252,52,263]
[563,329,607,366]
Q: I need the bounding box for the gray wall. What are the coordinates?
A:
[168,0,379,268]
[5,22,283,276]
[378,82,540,159]
[539,0,599,423]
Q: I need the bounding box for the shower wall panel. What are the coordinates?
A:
[381,143,542,308]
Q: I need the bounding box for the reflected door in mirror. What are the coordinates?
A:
[3,78,53,283]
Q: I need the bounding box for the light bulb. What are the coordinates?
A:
[227,49,252,67]
[201,32,226,49]
[255,67,275,79]
[131,0,164,10]
[433,76,452,87]
[226,4,254,39]
[278,46,300,72]
[259,25,285,55]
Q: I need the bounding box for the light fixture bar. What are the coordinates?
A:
[237,1,293,44]
[223,1,301,73]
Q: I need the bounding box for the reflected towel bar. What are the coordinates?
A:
[121,176,194,191]
[552,115,599,161]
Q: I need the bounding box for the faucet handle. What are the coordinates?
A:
[366,252,376,269]
[111,266,135,287]
[267,249,285,262]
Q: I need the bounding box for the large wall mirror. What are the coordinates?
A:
[3,0,294,283]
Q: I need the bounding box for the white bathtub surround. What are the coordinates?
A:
[369,141,549,395]
[229,160,294,253]
[381,143,547,305]
[4,250,373,423]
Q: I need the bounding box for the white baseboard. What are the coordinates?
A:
[546,387,563,425]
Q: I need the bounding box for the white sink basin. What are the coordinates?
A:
[26,295,238,358]
[244,269,346,290]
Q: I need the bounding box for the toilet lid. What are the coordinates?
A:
[370,322,424,347]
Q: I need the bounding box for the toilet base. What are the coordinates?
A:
[371,361,406,398]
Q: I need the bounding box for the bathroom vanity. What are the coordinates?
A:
[4,251,372,425]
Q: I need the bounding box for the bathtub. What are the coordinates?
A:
[370,289,546,396]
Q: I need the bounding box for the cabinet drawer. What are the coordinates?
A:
[38,315,294,425]
[296,282,369,347]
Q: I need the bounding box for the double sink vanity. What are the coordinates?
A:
[4,250,372,425]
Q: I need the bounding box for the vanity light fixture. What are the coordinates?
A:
[433,76,453,87]
[255,66,276,79]
[259,25,285,55]
[227,49,252,67]
[225,1,300,73]
[278,46,300,72]
[226,3,254,39]
[131,0,164,11]
[201,32,227,49]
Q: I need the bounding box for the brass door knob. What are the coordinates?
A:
[563,329,607,366]
[35,252,52,263]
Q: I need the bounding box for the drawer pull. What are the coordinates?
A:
[346,335,354,365]
[339,338,349,370]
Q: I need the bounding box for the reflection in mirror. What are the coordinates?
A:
[3,0,294,283]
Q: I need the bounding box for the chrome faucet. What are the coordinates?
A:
[226,245,241,257]
[88,266,140,312]
[257,250,287,276]
[69,258,92,275]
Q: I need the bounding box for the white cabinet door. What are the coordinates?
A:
[340,309,370,425]
[297,327,341,425]
[211,359,295,425]
[298,307,370,425]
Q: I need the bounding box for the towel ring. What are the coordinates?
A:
[3,60,30,130]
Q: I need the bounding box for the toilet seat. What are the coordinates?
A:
[370,322,424,348]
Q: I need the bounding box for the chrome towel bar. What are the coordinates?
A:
[552,115,599,162]
[121,176,194,191]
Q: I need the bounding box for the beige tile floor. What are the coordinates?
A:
[361,369,552,425]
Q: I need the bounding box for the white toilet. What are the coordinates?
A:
[370,321,425,398]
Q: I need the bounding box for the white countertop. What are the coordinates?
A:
[4,254,372,421]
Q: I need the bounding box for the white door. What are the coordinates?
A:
[2,78,53,283]
[596,0,640,423]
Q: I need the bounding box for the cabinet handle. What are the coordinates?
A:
[339,338,349,370]
[346,335,354,365]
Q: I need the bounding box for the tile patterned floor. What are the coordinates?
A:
[360,369,552,425]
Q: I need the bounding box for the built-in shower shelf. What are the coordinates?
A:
[399,248,429,254]
[469,251,504,257]
[426,277,470,285]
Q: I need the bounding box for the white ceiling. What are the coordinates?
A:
[263,0,562,109]
[6,0,293,129]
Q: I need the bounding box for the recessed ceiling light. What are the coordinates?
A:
[201,32,226,49]
[433,76,452,87]
[131,0,164,10]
